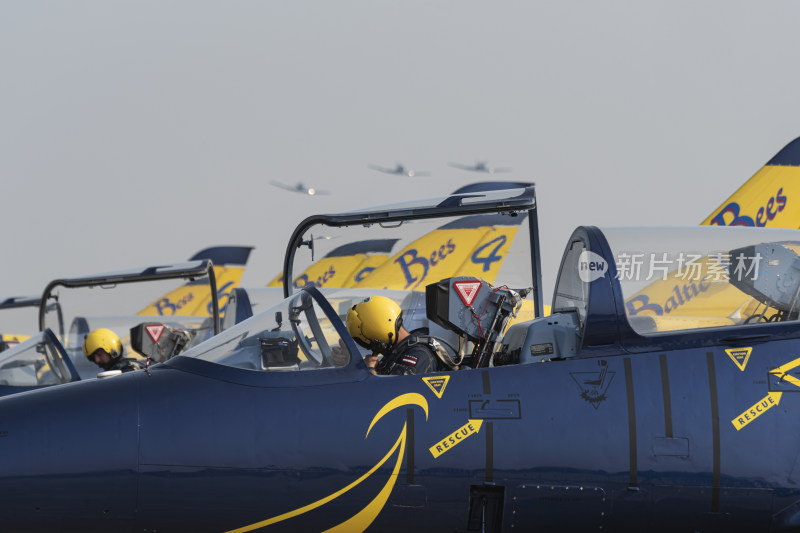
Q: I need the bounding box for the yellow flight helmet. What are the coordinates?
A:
[346,296,403,355]
[83,328,123,360]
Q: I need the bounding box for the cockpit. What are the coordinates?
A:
[175,184,541,377]
[36,259,223,379]
[63,314,216,379]
[186,287,356,371]
[0,329,79,390]
[176,224,800,377]
[497,225,800,362]
[604,226,800,331]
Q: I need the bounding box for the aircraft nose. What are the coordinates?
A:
[0,375,141,527]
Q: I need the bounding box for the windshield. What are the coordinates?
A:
[221,287,285,330]
[186,288,354,371]
[0,330,75,387]
[553,237,590,325]
[40,258,221,360]
[602,226,800,334]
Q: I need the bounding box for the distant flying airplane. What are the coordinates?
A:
[448,160,512,174]
[368,163,430,177]
[269,180,330,196]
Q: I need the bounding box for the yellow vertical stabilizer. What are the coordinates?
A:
[137,246,253,317]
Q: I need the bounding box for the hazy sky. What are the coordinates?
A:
[4,1,800,305]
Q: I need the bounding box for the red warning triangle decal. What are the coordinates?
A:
[453,280,482,306]
[146,324,166,343]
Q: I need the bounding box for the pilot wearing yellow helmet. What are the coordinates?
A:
[83,328,144,373]
[345,296,449,375]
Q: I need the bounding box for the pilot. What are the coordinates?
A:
[345,296,450,376]
[83,328,144,373]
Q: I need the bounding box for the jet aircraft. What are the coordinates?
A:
[8,180,800,532]
[368,163,430,177]
[0,257,225,396]
[38,258,224,380]
[448,160,512,174]
[269,180,330,195]
[0,246,251,343]
[5,137,800,531]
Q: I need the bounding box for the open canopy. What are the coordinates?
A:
[551,225,800,355]
[39,259,222,379]
[184,222,800,380]
[281,184,543,316]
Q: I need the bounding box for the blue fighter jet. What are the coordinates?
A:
[4,183,800,533]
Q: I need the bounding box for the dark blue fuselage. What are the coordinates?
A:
[1,333,799,532]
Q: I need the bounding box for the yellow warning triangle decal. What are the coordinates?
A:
[725,347,752,371]
[422,375,450,399]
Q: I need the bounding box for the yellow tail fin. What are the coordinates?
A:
[625,138,800,329]
[137,246,253,317]
[352,214,527,291]
[701,137,800,228]
[269,239,398,290]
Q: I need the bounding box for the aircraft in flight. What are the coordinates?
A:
[269,180,330,195]
[368,163,430,177]
[8,165,800,532]
[448,160,512,174]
